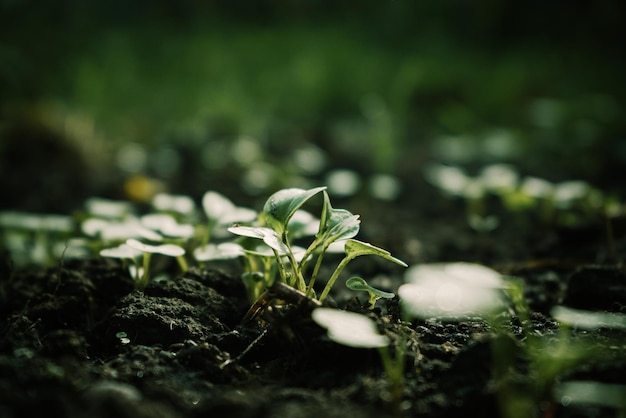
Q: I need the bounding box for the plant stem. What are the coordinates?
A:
[377,342,405,404]
[176,255,188,273]
[138,252,152,290]
[286,250,307,292]
[306,246,327,297]
[272,249,289,285]
[318,254,354,302]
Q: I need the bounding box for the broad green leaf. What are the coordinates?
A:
[228,225,273,239]
[263,186,326,234]
[326,209,360,242]
[228,226,290,255]
[261,232,291,255]
[344,239,408,267]
[346,277,395,299]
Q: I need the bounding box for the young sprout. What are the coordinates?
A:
[550,306,626,331]
[318,239,407,303]
[228,187,406,304]
[262,186,327,236]
[478,163,519,194]
[193,242,245,262]
[82,216,163,242]
[201,190,257,244]
[125,238,187,289]
[140,213,195,239]
[553,381,626,413]
[311,307,389,348]
[345,277,395,309]
[398,262,506,320]
[85,197,133,219]
[152,193,196,216]
[311,308,404,402]
[99,243,143,281]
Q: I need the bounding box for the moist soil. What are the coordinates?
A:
[1,197,626,418]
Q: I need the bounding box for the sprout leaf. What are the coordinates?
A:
[346,277,395,299]
[344,239,408,267]
[312,308,389,348]
[262,186,326,234]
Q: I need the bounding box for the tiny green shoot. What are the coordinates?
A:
[345,277,395,309]
[311,307,404,402]
[124,238,187,289]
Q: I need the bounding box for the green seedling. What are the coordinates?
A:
[399,263,626,418]
[311,307,405,403]
[228,186,407,304]
[552,381,626,415]
[82,216,162,242]
[0,211,76,267]
[99,242,143,281]
[345,277,395,309]
[152,193,196,216]
[193,242,245,262]
[84,197,133,219]
[140,213,196,240]
[201,190,256,245]
[124,238,187,289]
[398,262,506,320]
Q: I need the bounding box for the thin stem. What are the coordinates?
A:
[306,245,327,297]
[377,343,405,403]
[281,230,307,291]
[272,249,289,285]
[297,237,324,278]
[176,255,189,273]
[287,251,307,292]
[138,252,152,290]
[318,254,354,302]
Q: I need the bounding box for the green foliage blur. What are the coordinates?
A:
[1,1,626,211]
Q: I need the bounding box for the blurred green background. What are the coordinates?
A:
[2,0,625,212]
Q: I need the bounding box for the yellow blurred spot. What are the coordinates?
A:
[123,175,165,203]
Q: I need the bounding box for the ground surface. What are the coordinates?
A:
[2,192,626,418]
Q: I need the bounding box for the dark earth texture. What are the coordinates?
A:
[2,195,626,418]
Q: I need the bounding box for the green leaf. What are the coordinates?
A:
[344,239,408,267]
[202,191,235,221]
[346,277,395,299]
[228,225,273,239]
[228,225,290,255]
[261,232,291,255]
[311,308,389,348]
[263,186,326,234]
[326,209,360,242]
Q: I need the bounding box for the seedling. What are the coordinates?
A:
[399,262,626,418]
[228,186,407,304]
[201,190,256,244]
[345,277,395,309]
[0,211,76,267]
[82,216,162,242]
[84,197,133,219]
[152,192,196,216]
[398,262,506,320]
[123,238,187,289]
[99,242,143,282]
[140,213,195,239]
[311,307,405,402]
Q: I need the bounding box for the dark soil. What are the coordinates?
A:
[2,198,626,418]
